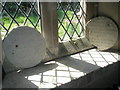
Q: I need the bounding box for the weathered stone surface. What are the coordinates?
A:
[3,26,46,68]
[0,30,2,90]
[3,72,38,88]
[0,64,1,89]
[0,31,2,64]
[86,17,118,50]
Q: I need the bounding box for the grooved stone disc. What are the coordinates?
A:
[3,26,46,68]
[86,17,118,50]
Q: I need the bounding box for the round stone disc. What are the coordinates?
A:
[3,26,46,68]
[86,17,118,50]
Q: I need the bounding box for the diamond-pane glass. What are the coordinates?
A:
[57,1,86,41]
[0,1,41,39]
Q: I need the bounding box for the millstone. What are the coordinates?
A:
[3,26,46,68]
[86,17,118,50]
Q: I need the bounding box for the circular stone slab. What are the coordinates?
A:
[86,17,118,50]
[3,26,46,68]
